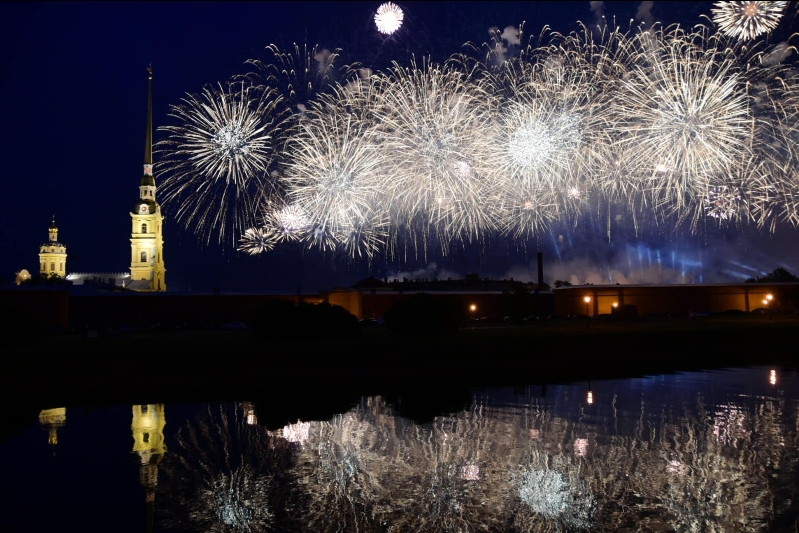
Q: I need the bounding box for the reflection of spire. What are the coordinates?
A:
[38,407,66,449]
[132,404,166,533]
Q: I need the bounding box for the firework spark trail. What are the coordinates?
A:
[157,82,288,246]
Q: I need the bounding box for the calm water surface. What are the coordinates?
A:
[2,366,798,532]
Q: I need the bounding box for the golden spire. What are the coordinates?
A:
[144,63,153,172]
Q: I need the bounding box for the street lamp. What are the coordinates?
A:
[583,296,591,328]
[469,303,477,312]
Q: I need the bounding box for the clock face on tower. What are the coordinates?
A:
[140,205,149,214]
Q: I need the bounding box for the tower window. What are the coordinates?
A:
[141,405,148,414]
[142,223,148,233]
[141,251,147,262]
[143,432,150,443]
[41,262,45,272]
[59,262,63,272]
[50,262,55,271]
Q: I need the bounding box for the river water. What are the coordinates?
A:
[2,365,797,532]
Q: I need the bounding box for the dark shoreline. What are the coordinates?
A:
[2,316,798,441]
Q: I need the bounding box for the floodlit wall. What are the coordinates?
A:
[553,284,796,317]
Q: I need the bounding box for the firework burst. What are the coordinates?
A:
[711,1,789,41]
[237,227,278,255]
[374,2,404,36]
[613,26,754,211]
[157,82,288,246]
[282,100,387,257]
[367,59,500,245]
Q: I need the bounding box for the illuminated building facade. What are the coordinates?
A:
[128,65,166,292]
[38,216,67,278]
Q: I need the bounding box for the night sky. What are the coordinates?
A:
[2,2,797,293]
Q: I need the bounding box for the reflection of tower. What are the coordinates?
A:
[38,407,67,448]
[39,216,67,278]
[132,404,166,532]
[129,64,166,292]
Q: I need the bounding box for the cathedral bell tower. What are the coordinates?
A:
[39,215,67,278]
[130,64,166,292]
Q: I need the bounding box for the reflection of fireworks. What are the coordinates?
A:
[711,2,788,41]
[374,2,404,35]
[518,468,596,530]
[159,404,277,532]
[157,82,287,246]
[280,420,311,443]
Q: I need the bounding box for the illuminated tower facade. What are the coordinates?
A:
[132,404,167,531]
[130,64,166,292]
[39,216,67,278]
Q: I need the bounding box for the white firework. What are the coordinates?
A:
[283,100,386,256]
[261,201,311,243]
[237,227,277,255]
[704,186,746,220]
[614,27,754,208]
[375,2,404,35]
[711,1,789,41]
[368,60,500,244]
[158,82,287,246]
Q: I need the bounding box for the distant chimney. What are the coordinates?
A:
[537,252,544,289]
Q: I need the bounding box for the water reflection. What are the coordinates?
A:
[158,404,278,532]
[147,368,798,533]
[38,407,66,448]
[132,404,166,533]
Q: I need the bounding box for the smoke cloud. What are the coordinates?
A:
[501,25,521,46]
[761,42,795,67]
[386,262,463,283]
[635,1,655,27]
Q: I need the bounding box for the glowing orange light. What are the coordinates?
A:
[583,296,591,303]
[612,302,618,308]
[766,293,773,301]
[469,304,477,312]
